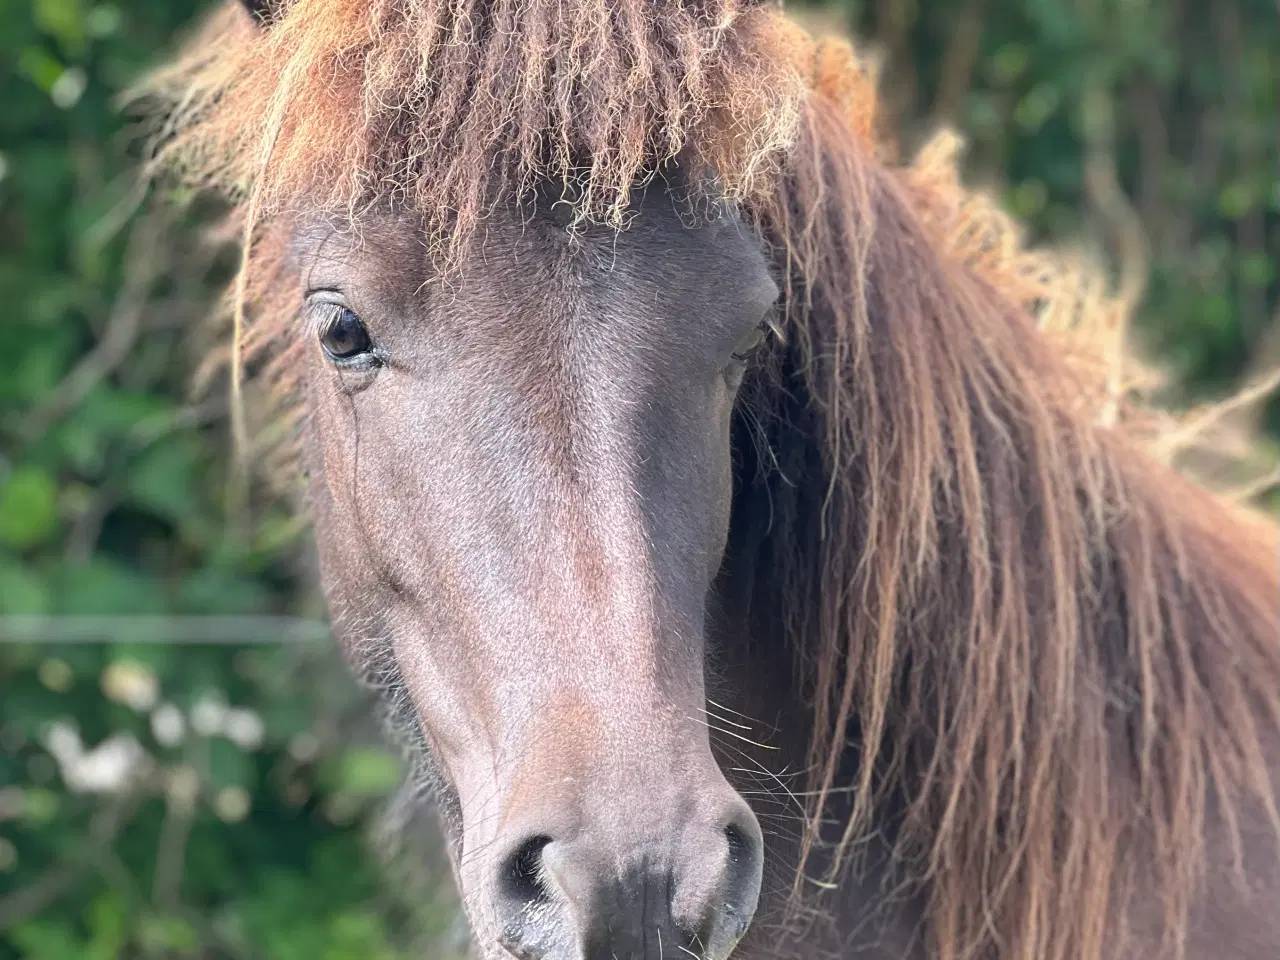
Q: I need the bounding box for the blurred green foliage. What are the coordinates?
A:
[1,0,1276,957]
[803,0,1280,408]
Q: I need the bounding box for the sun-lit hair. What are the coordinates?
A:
[137,3,1280,960]
[138,0,806,257]
[752,72,1280,960]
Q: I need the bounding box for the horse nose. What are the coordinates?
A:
[492,796,763,960]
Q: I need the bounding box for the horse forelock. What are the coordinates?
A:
[136,0,810,255]
[140,4,1280,960]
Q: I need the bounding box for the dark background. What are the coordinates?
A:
[2,0,1277,956]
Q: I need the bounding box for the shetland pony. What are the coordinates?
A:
[138,2,1280,957]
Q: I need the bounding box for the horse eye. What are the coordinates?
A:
[732,322,768,362]
[320,308,372,361]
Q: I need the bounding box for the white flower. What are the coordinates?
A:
[38,659,73,693]
[150,703,186,747]
[61,734,150,794]
[189,694,228,737]
[213,786,251,823]
[50,68,87,109]
[101,661,159,713]
[223,708,265,751]
[288,732,319,763]
[42,721,82,764]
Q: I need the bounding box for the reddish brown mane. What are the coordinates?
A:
[755,89,1280,960]
[137,3,1280,959]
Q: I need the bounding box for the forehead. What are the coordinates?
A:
[290,182,779,334]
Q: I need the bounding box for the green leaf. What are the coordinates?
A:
[1218,181,1257,219]
[0,466,61,550]
[72,386,170,439]
[84,894,128,960]
[127,436,202,526]
[327,747,403,798]
[32,0,88,56]
[57,559,166,615]
[1015,83,1061,133]
[17,46,65,93]
[1239,253,1275,288]
[6,919,87,960]
[176,568,270,615]
[323,910,400,960]
[0,558,53,614]
[988,43,1029,84]
[22,787,61,825]
[135,913,199,956]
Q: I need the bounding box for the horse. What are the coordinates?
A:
[137,1,1280,958]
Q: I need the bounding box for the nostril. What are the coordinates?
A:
[724,820,751,864]
[500,834,554,907]
[495,835,563,960]
[719,812,764,943]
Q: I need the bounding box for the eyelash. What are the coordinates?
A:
[307,301,343,337]
[308,301,380,367]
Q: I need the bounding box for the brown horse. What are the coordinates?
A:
[138,1,1280,958]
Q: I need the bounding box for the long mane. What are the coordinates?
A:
[751,77,1280,960]
[137,3,1280,959]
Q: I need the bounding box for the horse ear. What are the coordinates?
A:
[238,0,285,26]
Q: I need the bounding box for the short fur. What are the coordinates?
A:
[136,3,1280,959]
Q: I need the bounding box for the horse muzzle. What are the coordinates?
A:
[478,786,763,960]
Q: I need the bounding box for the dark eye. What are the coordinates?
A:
[731,322,769,362]
[319,308,373,361]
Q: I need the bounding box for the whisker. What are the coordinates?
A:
[725,755,806,817]
[733,781,861,798]
[704,697,761,722]
[688,715,780,751]
[698,704,754,731]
